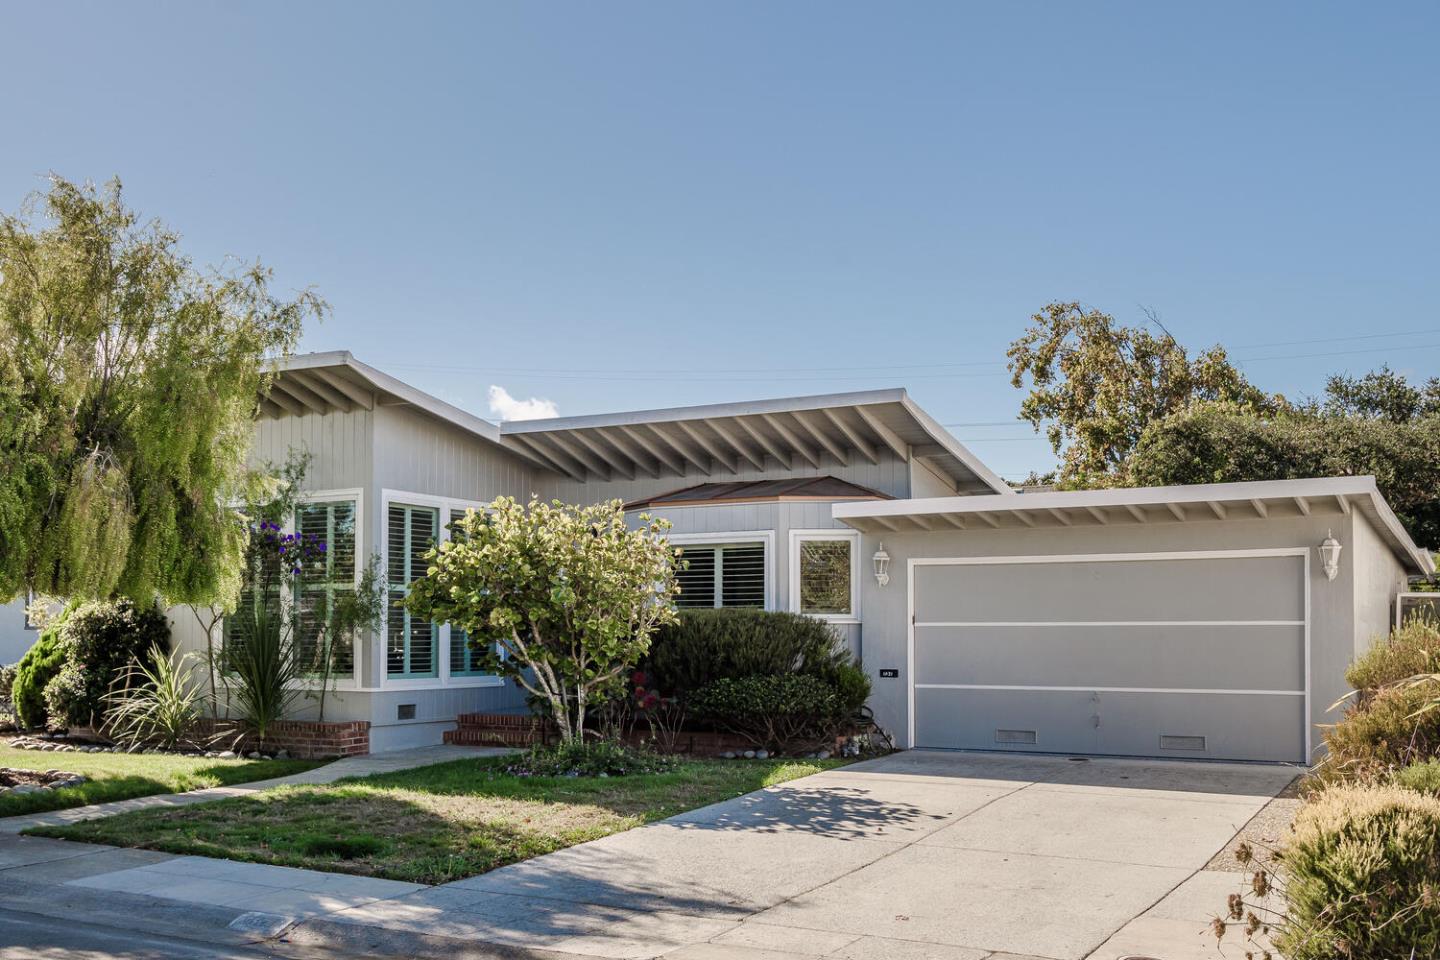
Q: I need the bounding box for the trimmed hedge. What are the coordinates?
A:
[1277,784,1440,960]
[690,674,841,751]
[644,609,852,695]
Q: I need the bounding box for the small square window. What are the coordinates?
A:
[798,538,854,617]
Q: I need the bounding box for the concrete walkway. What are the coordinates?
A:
[0,749,1297,959]
[0,743,511,834]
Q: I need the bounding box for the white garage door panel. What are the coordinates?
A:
[910,551,1308,763]
[914,624,1304,691]
[914,555,1304,623]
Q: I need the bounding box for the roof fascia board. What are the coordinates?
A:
[833,475,1433,575]
[898,395,1015,496]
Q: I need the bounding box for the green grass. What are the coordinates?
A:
[32,755,848,884]
[0,744,325,817]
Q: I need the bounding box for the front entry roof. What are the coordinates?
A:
[833,476,1434,575]
[624,476,891,511]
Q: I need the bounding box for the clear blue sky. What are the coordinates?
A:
[4,2,1437,481]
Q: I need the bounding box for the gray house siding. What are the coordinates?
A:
[0,598,37,666]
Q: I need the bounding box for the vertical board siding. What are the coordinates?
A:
[373,406,533,502]
[250,409,374,492]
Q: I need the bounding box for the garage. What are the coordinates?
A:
[909,550,1309,763]
[835,477,1434,764]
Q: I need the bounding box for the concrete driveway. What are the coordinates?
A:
[323,750,1297,960]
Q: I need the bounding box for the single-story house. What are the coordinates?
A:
[167,350,1433,762]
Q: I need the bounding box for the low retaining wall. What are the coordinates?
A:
[197,719,370,758]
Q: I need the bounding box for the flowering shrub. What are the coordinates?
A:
[630,670,684,752]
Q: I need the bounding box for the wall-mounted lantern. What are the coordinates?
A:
[873,542,891,588]
[1319,530,1343,582]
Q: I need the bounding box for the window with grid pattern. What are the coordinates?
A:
[294,500,357,676]
[387,503,438,678]
[675,542,766,608]
[446,507,492,676]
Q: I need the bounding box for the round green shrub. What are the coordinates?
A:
[11,611,70,730]
[1277,784,1440,960]
[42,599,170,730]
[1392,759,1440,796]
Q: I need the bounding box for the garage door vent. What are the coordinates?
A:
[1160,735,1206,751]
[995,729,1037,745]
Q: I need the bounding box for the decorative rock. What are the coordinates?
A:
[742,750,756,759]
[273,750,290,760]
[720,751,736,759]
[754,749,769,760]
[246,751,262,760]
[9,784,45,795]
[217,750,237,759]
[816,749,831,760]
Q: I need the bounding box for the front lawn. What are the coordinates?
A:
[33,755,848,884]
[0,745,324,818]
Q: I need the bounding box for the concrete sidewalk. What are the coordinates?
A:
[0,743,511,834]
[1,750,1295,960]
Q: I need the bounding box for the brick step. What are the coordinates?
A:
[444,726,539,747]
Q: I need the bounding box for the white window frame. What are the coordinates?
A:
[1396,591,1440,629]
[789,529,861,624]
[668,531,776,611]
[379,488,504,691]
[219,487,366,691]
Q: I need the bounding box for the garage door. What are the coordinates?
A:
[910,550,1308,763]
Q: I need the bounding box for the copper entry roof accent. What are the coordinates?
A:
[624,476,893,511]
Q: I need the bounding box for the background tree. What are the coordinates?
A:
[0,176,324,605]
[406,497,680,745]
[1006,302,1284,486]
[1130,399,1440,548]
[1317,365,1440,422]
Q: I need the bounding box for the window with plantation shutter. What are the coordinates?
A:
[446,507,492,676]
[294,500,357,677]
[675,542,767,609]
[388,503,438,679]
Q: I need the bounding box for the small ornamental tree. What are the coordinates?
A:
[406,497,681,745]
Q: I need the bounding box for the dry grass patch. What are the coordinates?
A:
[33,754,848,884]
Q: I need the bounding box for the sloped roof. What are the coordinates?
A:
[263,354,1012,495]
[624,476,892,511]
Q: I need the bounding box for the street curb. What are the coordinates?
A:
[0,875,260,947]
[285,917,594,959]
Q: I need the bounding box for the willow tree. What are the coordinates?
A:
[0,176,324,606]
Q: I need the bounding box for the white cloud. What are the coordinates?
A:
[487,385,559,422]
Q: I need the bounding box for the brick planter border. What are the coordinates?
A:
[196,718,370,759]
